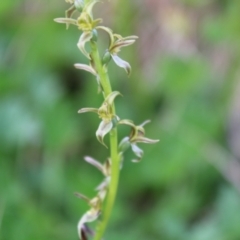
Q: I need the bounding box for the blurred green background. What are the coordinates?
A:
[1,0,240,239]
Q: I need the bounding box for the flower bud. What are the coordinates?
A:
[102,51,112,65]
[91,29,98,42]
[74,0,84,11]
[111,116,119,128]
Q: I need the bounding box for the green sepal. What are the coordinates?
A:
[65,5,76,29]
[85,0,101,18]
[104,91,122,105]
[78,107,98,114]
[118,119,135,128]
[54,17,77,27]
[133,136,159,144]
[109,36,138,54]
[74,192,91,203]
[96,26,114,47]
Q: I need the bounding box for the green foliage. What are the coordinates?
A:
[1,0,240,239]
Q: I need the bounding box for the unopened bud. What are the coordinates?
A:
[91,29,98,42]
[111,116,119,128]
[74,0,84,11]
[102,51,112,65]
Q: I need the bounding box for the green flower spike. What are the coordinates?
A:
[55,1,159,239]
[78,91,121,147]
[97,27,138,75]
[118,120,159,162]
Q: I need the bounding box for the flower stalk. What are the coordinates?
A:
[90,40,121,240]
[54,1,159,239]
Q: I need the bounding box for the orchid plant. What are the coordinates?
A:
[54,0,159,239]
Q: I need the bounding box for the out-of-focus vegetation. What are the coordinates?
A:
[1,0,240,239]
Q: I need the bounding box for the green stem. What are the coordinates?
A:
[90,41,120,240]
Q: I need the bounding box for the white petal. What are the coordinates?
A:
[84,156,104,173]
[111,54,131,76]
[74,63,97,75]
[77,31,93,59]
[118,137,131,153]
[131,143,143,162]
[96,120,113,147]
[77,209,99,239]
